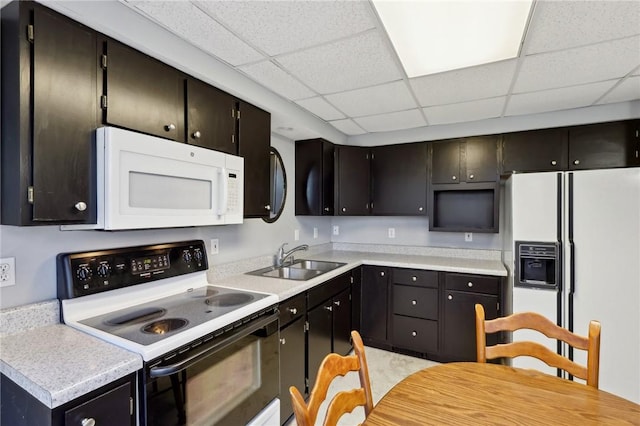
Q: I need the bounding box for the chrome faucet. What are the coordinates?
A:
[275,243,309,267]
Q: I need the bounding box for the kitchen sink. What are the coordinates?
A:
[247,259,346,281]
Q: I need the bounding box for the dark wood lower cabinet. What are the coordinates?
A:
[360,266,390,348]
[332,288,352,356]
[307,298,333,392]
[279,316,305,425]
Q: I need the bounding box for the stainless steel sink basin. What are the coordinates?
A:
[247,259,346,281]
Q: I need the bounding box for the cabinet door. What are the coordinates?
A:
[238,101,271,217]
[31,7,97,223]
[104,40,184,142]
[65,381,133,426]
[464,135,499,182]
[371,143,427,215]
[361,266,389,344]
[295,139,334,215]
[568,121,637,170]
[186,78,236,154]
[431,140,461,184]
[279,317,306,424]
[321,140,335,215]
[442,290,498,361]
[502,128,568,173]
[351,268,362,333]
[335,145,370,215]
[307,301,333,392]
[333,288,352,356]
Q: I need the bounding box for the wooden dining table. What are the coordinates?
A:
[363,362,640,425]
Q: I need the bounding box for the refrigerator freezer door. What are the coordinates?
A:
[570,168,640,403]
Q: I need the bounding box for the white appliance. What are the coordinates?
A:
[507,169,640,403]
[63,127,243,230]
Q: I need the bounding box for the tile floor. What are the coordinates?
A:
[285,346,439,425]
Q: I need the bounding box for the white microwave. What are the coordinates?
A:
[63,127,243,230]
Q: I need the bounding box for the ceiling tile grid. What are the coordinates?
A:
[598,76,640,105]
[295,97,346,121]
[354,109,426,133]
[238,60,315,101]
[324,80,417,118]
[329,119,367,136]
[423,97,507,126]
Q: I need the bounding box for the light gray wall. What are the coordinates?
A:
[0,134,332,309]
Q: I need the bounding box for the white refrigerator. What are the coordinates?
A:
[506,169,640,403]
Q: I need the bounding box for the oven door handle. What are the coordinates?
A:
[149,312,278,378]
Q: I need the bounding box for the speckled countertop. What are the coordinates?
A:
[212,249,507,301]
[0,324,141,408]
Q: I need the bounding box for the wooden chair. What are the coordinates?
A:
[475,304,601,388]
[289,330,374,426]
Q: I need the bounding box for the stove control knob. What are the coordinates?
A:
[96,263,111,278]
[194,250,203,262]
[76,265,92,282]
[183,251,192,263]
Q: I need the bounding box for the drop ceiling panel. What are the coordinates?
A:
[525,1,640,55]
[325,81,416,118]
[515,36,640,93]
[125,1,263,66]
[506,81,615,116]
[276,31,403,94]
[423,97,506,125]
[354,109,426,133]
[409,60,517,107]
[598,76,640,105]
[295,97,346,121]
[329,119,367,136]
[239,60,315,101]
[194,1,377,56]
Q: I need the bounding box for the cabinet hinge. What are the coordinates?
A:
[366,153,370,160]
[129,397,134,415]
[350,276,354,284]
[636,150,639,159]
[305,377,309,390]
[101,54,107,69]
[371,153,375,160]
[232,134,235,145]
[27,24,34,43]
[237,110,241,120]
[101,95,108,109]
[304,321,309,332]
[497,301,500,311]
[27,186,34,204]
[231,109,235,119]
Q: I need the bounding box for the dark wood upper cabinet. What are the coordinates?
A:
[1,2,97,225]
[502,128,568,173]
[295,138,334,215]
[371,143,428,216]
[431,140,462,184]
[237,101,271,218]
[568,120,639,170]
[464,136,500,182]
[334,145,371,216]
[103,40,185,142]
[185,78,237,154]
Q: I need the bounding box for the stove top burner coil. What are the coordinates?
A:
[142,318,189,334]
[205,293,255,307]
[106,307,166,326]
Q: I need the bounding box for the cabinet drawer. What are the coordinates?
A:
[392,285,437,320]
[393,269,438,288]
[392,315,438,354]
[445,273,499,295]
[279,292,305,327]
[308,272,351,309]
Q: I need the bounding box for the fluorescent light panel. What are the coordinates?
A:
[373,0,532,77]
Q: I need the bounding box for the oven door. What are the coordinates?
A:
[144,314,279,426]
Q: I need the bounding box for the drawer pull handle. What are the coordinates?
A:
[334,300,341,307]
[411,300,417,306]
[448,294,453,300]
[468,282,473,288]
[324,305,333,312]
[287,307,297,315]
[164,123,176,132]
[191,130,202,139]
[412,276,417,282]
[81,419,96,426]
[280,338,286,345]
[412,331,417,337]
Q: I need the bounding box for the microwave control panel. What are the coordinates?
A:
[57,240,207,299]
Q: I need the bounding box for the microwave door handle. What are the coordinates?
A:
[218,168,228,216]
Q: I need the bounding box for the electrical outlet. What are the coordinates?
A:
[313,227,318,239]
[0,257,16,287]
[388,228,396,238]
[294,229,300,241]
[210,239,219,255]
[465,232,473,242]
[333,225,340,235]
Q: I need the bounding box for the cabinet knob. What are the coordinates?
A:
[74,201,87,212]
[287,307,297,315]
[551,160,557,166]
[334,300,341,307]
[342,207,346,212]
[280,338,286,345]
[264,204,271,211]
[164,123,176,132]
[324,207,330,212]
[468,281,473,288]
[191,130,201,139]
[380,271,385,277]
[411,331,417,337]
[324,305,333,312]
[573,159,580,165]
[411,300,417,306]
[469,174,475,179]
[452,175,457,180]
[418,207,424,212]
[448,294,453,300]
[81,419,96,426]
[412,276,417,282]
